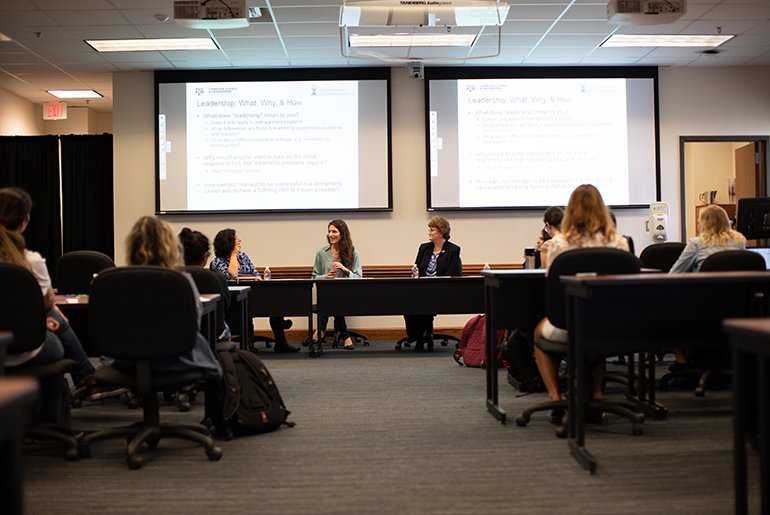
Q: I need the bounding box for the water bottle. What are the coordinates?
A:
[264,266,271,280]
[523,248,536,269]
[411,264,419,278]
[482,263,491,271]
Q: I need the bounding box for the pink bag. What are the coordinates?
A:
[453,315,504,368]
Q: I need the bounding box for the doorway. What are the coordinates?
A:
[679,136,769,243]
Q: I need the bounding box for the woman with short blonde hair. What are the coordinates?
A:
[669,204,746,274]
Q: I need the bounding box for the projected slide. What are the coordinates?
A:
[156,71,390,214]
[427,75,657,210]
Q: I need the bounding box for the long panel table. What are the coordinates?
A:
[724,317,770,515]
[562,271,770,473]
[229,279,315,345]
[480,270,547,423]
[314,276,486,355]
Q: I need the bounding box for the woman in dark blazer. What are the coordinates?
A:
[405,216,462,351]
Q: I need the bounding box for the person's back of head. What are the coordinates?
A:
[543,206,564,233]
[125,216,181,268]
[0,187,32,268]
[179,227,211,267]
[561,184,616,244]
[699,204,746,248]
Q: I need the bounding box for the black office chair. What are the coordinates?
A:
[80,266,223,469]
[639,242,687,272]
[0,262,81,460]
[55,250,115,294]
[660,249,767,397]
[515,247,645,437]
[395,332,459,351]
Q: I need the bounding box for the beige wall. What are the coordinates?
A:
[0,88,45,135]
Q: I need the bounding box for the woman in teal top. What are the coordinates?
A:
[312,219,362,349]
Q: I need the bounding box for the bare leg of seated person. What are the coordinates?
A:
[534,317,563,403]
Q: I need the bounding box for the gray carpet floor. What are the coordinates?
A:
[21,341,759,515]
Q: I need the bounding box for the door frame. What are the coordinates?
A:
[679,135,769,241]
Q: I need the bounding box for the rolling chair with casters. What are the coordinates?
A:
[395,333,459,351]
[327,328,370,348]
[660,249,767,397]
[0,262,81,461]
[80,266,223,469]
[514,247,645,437]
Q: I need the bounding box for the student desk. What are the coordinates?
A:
[480,270,547,423]
[724,317,770,515]
[0,376,38,515]
[225,285,251,350]
[313,276,486,354]
[562,271,770,474]
[228,279,315,344]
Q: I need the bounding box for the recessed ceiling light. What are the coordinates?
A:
[601,34,734,48]
[349,33,477,47]
[85,38,219,52]
[47,90,103,99]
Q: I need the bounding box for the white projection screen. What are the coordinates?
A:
[425,67,661,211]
[155,68,392,214]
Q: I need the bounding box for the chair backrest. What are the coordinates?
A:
[699,249,767,272]
[56,250,115,294]
[0,262,47,354]
[180,266,229,334]
[88,266,199,360]
[546,247,642,329]
[639,242,686,272]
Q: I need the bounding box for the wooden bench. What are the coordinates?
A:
[256,263,524,341]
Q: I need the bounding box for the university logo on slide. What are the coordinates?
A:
[195,88,204,96]
[466,84,475,93]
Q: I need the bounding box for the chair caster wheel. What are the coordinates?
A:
[515,416,529,427]
[67,447,81,461]
[71,398,82,409]
[441,340,449,347]
[633,424,644,436]
[178,401,190,412]
[395,343,401,351]
[207,446,223,461]
[555,425,568,439]
[127,455,143,469]
[695,387,705,397]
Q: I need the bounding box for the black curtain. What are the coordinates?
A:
[0,135,62,280]
[60,134,114,260]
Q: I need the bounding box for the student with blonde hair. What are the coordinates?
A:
[669,204,746,274]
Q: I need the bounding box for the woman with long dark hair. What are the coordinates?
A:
[312,219,362,349]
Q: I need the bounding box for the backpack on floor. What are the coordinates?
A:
[453,314,505,368]
[501,329,545,393]
[206,343,294,440]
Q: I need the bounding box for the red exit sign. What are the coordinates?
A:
[43,102,67,120]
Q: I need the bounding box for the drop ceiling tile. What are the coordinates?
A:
[136,24,216,38]
[70,25,146,39]
[32,0,116,9]
[205,25,279,38]
[45,10,131,26]
[0,52,46,64]
[689,55,755,65]
[0,0,39,10]
[216,37,285,50]
[283,36,338,49]
[112,61,175,71]
[278,23,338,37]
[508,5,570,20]
[701,3,770,20]
[271,6,339,23]
[682,20,761,35]
[22,39,95,53]
[58,62,120,72]
[522,56,584,64]
[540,34,608,46]
[2,62,64,73]
[0,26,77,41]
[612,21,694,34]
[498,34,543,46]
[549,21,616,34]
[168,61,234,69]
[120,9,174,25]
[99,52,169,63]
[287,47,343,59]
[159,50,228,61]
[580,57,642,64]
[37,52,109,64]
[228,59,292,67]
[501,21,554,35]
[224,48,289,59]
[560,4,607,20]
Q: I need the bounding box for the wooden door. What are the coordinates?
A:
[735,142,758,200]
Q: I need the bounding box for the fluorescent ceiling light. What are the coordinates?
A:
[47,90,103,99]
[349,33,477,47]
[601,34,734,48]
[340,0,508,27]
[0,32,11,42]
[85,38,218,52]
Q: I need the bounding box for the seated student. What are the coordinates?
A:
[533,184,629,423]
[538,206,563,267]
[179,227,231,343]
[312,219,362,350]
[668,204,747,371]
[404,216,461,351]
[535,229,550,269]
[210,228,299,353]
[112,216,222,379]
[0,187,125,423]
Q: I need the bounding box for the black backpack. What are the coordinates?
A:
[502,329,545,394]
[206,343,294,439]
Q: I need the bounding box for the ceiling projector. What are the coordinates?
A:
[173,0,249,29]
[607,0,686,25]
